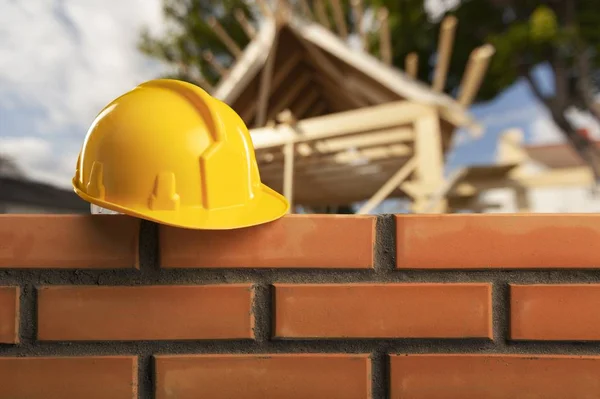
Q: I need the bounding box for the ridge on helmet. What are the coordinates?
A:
[73,79,289,230]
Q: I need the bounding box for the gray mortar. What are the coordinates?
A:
[2,215,600,399]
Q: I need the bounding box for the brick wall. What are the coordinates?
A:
[1,213,600,398]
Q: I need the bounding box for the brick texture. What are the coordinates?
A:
[159,214,375,268]
[0,286,19,343]
[396,214,600,269]
[3,213,600,398]
[38,285,254,340]
[511,284,600,340]
[274,283,492,338]
[0,215,139,268]
[155,354,370,399]
[390,354,600,398]
[0,356,137,399]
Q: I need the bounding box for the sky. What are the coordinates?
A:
[0,0,597,189]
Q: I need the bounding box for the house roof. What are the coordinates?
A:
[212,15,474,129]
[524,141,600,169]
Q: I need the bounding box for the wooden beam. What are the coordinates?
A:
[314,127,413,153]
[314,0,331,29]
[412,110,445,213]
[496,128,527,165]
[240,51,303,121]
[202,50,228,77]
[312,74,366,109]
[432,15,457,92]
[357,157,417,214]
[346,74,396,104]
[256,28,280,127]
[301,41,369,106]
[457,44,496,106]
[283,141,295,211]
[351,0,366,50]
[250,101,430,149]
[405,52,419,79]
[330,0,348,39]
[293,90,321,118]
[266,156,404,182]
[256,0,274,19]
[234,9,256,39]
[266,73,312,121]
[257,126,414,164]
[305,100,327,118]
[422,167,467,213]
[260,143,411,175]
[207,16,243,59]
[299,0,314,19]
[377,8,392,65]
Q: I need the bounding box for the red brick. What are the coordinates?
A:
[274,283,492,338]
[160,214,375,268]
[155,354,370,399]
[0,286,19,343]
[396,214,600,269]
[0,356,137,399]
[390,354,600,398]
[511,284,600,340]
[0,215,139,268]
[38,285,253,340]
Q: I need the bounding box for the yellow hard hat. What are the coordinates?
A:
[72,79,289,229]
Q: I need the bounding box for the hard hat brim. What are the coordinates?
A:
[73,179,290,230]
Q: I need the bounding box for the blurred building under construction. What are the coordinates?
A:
[192,0,599,214]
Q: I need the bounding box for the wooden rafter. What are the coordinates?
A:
[330,0,348,39]
[312,74,366,109]
[266,73,312,121]
[457,44,495,106]
[346,74,396,103]
[314,0,331,29]
[314,127,413,153]
[432,15,457,92]
[240,52,303,122]
[202,50,228,77]
[234,9,256,39]
[305,101,328,118]
[351,0,366,50]
[405,52,419,78]
[299,40,369,106]
[256,27,281,127]
[299,0,314,19]
[256,0,274,18]
[208,16,243,59]
[250,100,430,149]
[292,89,321,117]
[256,126,414,165]
[377,8,392,65]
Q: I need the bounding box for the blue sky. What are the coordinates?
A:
[0,0,591,189]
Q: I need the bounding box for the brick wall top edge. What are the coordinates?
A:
[160,214,375,269]
[0,214,140,269]
[273,282,491,288]
[389,354,600,359]
[155,354,371,359]
[396,213,600,268]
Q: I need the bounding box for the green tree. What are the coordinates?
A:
[138,0,257,87]
[446,0,600,180]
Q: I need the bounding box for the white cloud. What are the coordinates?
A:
[0,0,166,187]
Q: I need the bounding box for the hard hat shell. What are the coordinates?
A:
[73,79,289,229]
